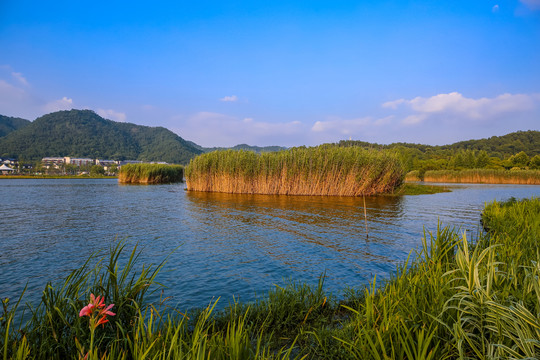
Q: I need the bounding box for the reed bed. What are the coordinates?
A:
[185,145,404,196]
[118,163,183,184]
[2,197,539,359]
[417,169,540,184]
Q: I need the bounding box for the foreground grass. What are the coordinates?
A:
[118,164,184,184]
[406,168,540,184]
[185,145,404,196]
[2,197,539,359]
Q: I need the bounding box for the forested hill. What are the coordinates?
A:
[339,130,540,158]
[0,115,31,138]
[0,110,202,164]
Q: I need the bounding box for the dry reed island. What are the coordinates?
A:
[185,145,404,196]
[3,197,539,359]
[118,163,184,184]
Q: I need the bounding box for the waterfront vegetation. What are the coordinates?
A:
[185,145,404,196]
[2,196,538,359]
[406,168,540,184]
[0,174,116,179]
[118,163,184,184]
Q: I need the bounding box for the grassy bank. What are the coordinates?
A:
[0,175,117,179]
[2,197,538,359]
[388,182,451,196]
[406,168,540,184]
[185,145,404,196]
[118,163,184,184]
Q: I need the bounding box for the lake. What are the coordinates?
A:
[0,179,538,311]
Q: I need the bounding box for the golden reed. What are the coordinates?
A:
[408,169,540,185]
[185,146,404,196]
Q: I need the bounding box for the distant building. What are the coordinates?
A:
[2,158,17,166]
[118,160,143,167]
[0,164,15,175]
[64,157,94,167]
[42,157,65,169]
[96,159,117,166]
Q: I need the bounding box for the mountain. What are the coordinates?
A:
[0,110,202,164]
[202,143,288,153]
[439,130,540,157]
[0,115,31,138]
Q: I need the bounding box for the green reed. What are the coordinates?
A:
[2,197,538,359]
[185,145,404,196]
[118,163,184,184]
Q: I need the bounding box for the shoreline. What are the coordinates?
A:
[0,175,118,179]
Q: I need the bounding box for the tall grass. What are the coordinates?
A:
[2,197,539,359]
[185,145,404,196]
[407,169,540,184]
[118,163,184,184]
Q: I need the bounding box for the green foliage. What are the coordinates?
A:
[186,145,404,196]
[0,110,202,164]
[509,151,530,168]
[530,155,540,169]
[118,163,184,184]
[0,115,30,139]
[89,165,105,176]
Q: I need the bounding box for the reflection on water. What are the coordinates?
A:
[0,179,538,311]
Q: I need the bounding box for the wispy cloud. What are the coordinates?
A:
[174,111,304,147]
[11,72,28,86]
[312,116,371,134]
[492,4,500,12]
[520,0,540,10]
[43,97,73,113]
[97,108,127,122]
[219,95,238,102]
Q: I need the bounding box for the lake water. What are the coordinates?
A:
[1,179,538,311]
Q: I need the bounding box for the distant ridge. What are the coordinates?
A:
[201,143,288,154]
[338,130,540,158]
[0,115,31,138]
[0,109,202,164]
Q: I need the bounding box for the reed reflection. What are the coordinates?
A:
[184,191,408,282]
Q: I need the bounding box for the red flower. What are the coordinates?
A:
[79,293,115,328]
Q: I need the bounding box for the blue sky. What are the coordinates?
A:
[1,1,539,147]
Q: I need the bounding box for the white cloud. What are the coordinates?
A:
[492,4,500,12]
[384,92,540,125]
[96,108,127,122]
[312,116,371,134]
[43,97,73,113]
[520,0,540,10]
[174,111,304,147]
[141,104,155,111]
[219,95,238,102]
